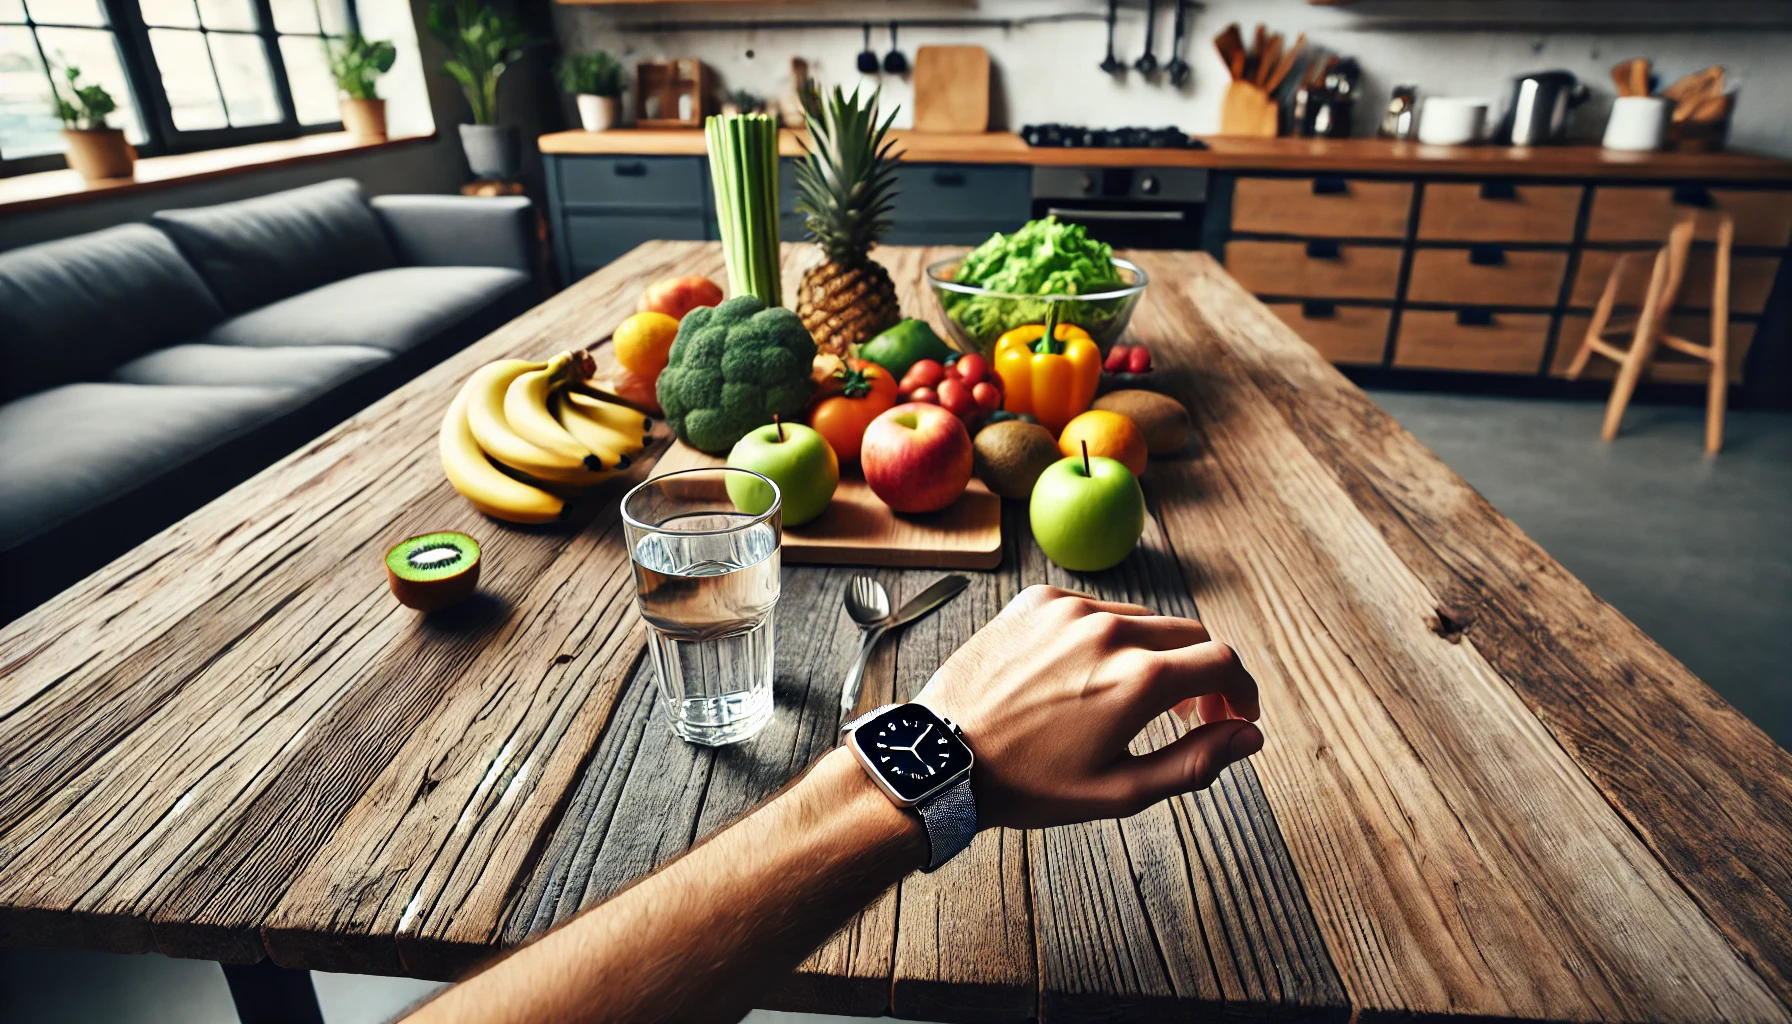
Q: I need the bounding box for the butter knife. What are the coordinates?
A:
[839,574,970,721]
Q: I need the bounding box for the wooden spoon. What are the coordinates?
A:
[1213,24,1245,81]
[1265,32,1304,95]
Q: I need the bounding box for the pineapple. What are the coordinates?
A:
[794,84,902,356]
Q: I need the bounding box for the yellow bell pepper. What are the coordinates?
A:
[993,305,1102,435]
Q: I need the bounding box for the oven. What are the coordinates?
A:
[1031,167,1209,250]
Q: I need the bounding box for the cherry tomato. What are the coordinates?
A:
[972,380,1002,411]
[901,359,944,391]
[907,385,938,405]
[936,377,977,419]
[955,352,987,386]
[1126,346,1153,374]
[1104,344,1131,374]
[808,360,897,462]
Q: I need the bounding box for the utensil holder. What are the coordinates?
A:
[1220,82,1278,137]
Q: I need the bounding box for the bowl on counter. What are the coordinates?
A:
[1417,97,1489,145]
[924,255,1149,357]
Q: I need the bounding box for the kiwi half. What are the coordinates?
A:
[385,531,481,611]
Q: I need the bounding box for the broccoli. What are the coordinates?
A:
[656,295,817,453]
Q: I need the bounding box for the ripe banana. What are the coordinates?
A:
[554,392,649,470]
[505,352,610,469]
[440,379,565,524]
[465,359,606,486]
[566,390,654,440]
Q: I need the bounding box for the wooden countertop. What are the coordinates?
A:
[538,128,1792,181]
[3,242,1789,1022]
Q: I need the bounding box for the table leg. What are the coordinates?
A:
[220,959,326,1024]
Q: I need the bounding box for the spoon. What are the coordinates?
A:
[1099,0,1122,75]
[882,23,907,75]
[1165,0,1191,88]
[839,574,969,721]
[1133,0,1159,76]
[856,24,879,75]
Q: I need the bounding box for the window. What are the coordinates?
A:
[1,0,361,175]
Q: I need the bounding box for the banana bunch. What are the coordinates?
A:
[439,350,653,523]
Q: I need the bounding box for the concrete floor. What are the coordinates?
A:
[2,392,1787,1022]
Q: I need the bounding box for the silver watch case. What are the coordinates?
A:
[843,703,975,808]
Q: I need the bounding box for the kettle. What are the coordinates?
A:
[1493,70,1589,145]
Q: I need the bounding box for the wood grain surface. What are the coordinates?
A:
[2,243,1788,1024]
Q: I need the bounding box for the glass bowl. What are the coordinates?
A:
[924,255,1149,357]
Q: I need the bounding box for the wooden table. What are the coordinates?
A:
[3,243,1790,1023]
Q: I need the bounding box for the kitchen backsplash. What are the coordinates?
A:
[553,0,1792,156]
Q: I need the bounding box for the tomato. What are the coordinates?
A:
[808,359,896,462]
[637,274,724,320]
[900,358,944,392]
[954,352,987,386]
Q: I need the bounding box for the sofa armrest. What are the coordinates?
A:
[371,194,534,273]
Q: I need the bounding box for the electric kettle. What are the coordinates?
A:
[1492,70,1589,145]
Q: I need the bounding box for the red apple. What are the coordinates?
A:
[637,274,724,320]
[861,402,974,513]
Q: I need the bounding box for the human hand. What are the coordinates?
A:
[916,585,1262,830]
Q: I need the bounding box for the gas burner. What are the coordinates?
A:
[1020,124,1204,149]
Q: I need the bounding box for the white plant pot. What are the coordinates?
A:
[577,94,619,133]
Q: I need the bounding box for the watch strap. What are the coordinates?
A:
[918,775,977,872]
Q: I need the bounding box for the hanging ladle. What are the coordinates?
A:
[1099,0,1123,74]
[882,23,907,75]
[1165,0,1191,87]
[856,24,879,75]
[1134,0,1160,75]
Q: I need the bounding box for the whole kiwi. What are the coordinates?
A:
[1092,390,1191,455]
[974,420,1062,499]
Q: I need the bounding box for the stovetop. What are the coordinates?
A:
[1020,124,1206,149]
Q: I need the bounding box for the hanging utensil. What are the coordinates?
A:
[856,24,879,75]
[1134,0,1159,75]
[1165,0,1191,87]
[882,23,908,75]
[1100,0,1123,74]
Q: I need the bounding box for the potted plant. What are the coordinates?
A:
[556,51,624,133]
[325,33,397,141]
[50,64,132,181]
[427,0,530,180]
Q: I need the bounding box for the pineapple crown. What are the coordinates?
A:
[795,83,902,264]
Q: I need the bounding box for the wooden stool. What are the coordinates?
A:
[1565,211,1733,453]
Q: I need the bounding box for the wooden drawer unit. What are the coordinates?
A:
[1393,309,1550,374]
[1417,182,1583,243]
[1267,302,1390,365]
[1569,249,1781,314]
[1405,246,1569,308]
[1226,240,1402,299]
[1231,176,1414,238]
[1554,314,1755,384]
[1585,186,1792,248]
[557,155,706,210]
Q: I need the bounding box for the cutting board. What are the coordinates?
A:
[913,46,991,133]
[650,441,1003,569]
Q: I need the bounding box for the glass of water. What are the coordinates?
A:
[621,467,781,746]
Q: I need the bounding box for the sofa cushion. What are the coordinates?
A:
[0,225,226,403]
[0,383,299,551]
[111,344,392,390]
[195,266,530,353]
[151,178,397,315]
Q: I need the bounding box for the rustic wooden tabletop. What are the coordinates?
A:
[1,243,1788,1023]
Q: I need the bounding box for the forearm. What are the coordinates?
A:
[405,747,924,1024]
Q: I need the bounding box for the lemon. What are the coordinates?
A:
[613,311,680,378]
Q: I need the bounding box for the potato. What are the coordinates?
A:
[1092,390,1190,455]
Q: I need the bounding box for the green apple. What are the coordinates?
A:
[1029,454,1144,572]
[726,421,839,526]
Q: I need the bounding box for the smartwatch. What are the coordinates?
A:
[842,702,978,871]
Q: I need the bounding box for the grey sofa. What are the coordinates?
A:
[0,178,537,621]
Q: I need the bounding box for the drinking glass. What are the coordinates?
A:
[622,467,781,746]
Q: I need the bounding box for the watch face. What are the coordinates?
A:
[854,705,973,803]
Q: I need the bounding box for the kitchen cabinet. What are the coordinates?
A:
[1227,241,1402,300]
[1417,183,1582,243]
[1394,310,1553,374]
[1267,302,1390,365]
[1231,177,1414,238]
[1404,247,1569,308]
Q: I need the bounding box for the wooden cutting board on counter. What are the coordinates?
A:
[650,440,1003,569]
[913,46,991,133]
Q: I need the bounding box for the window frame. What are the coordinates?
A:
[1,0,359,177]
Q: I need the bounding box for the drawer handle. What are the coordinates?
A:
[613,162,648,177]
[1302,300,1337,319]
[1457,308,1494,327]
[932,170,968,187]
[1312,177,1349,196]
[1306,240,1341,259]
[1672,185,1713,208]
[1479,182,1518,201]
[1468,244,1507,266]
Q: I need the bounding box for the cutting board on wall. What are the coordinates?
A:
[913,46,992,133]
[649,441,1003,569]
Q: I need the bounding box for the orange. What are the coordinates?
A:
[613,311,680,378]
[1058,410,1148,476]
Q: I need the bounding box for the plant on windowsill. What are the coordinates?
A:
[325,32,397,142]
[427,0,531,181]
[555,50,623,133]
[50,63,133,182]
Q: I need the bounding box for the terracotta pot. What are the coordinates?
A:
[340,97,388,141]
[62,128,134,181]
[576,94,618,133]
